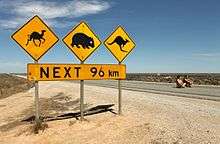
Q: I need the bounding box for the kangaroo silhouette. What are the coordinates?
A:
[26,30,46,47]
[71,33,94,49]
[108,36,129,52]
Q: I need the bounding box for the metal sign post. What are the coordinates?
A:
[34,60,40,127]
[80,61,84,121]
[118,79,122,115]
[118,62,122,115]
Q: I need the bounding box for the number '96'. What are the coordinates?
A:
[90,67,105,77]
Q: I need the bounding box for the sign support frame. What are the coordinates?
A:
[104,25,135,116]
[118,62,122,115]
[34,60,41,131]
[80,61,84,121]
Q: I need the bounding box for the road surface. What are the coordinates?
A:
[75,80,220,101]
[15,75,220,101]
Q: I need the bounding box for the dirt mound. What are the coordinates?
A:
[0,74,33,99]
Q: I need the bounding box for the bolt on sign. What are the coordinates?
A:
[104,26,135,63]
[27,64,126,81]
[11,15,59,61]
[62,21,101,62]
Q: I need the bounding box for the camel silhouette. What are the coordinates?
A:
[26,30,46,47]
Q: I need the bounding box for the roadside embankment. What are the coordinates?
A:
[0,74,33,99]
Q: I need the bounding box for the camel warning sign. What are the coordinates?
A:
[27,64,126,81]
[11,15,59,61]
[62,21,101,62]
[104,26,135,63]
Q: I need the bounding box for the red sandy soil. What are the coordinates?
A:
[0,81,219,144]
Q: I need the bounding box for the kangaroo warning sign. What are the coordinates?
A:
[27,64,126,81]
[104,26,135,63]
[11,15,59,61]
[62,21,101,62]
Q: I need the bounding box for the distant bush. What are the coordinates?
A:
[126,73,220,85]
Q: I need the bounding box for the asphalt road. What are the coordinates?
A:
[75,80,220,101]
[15,75,220,101]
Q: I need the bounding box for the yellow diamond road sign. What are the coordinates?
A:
[104,26,135,63]
[11,15,59,61]
[62,21,101,62]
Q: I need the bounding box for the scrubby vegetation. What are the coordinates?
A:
[0,74,33,99]
[126,73,220,85]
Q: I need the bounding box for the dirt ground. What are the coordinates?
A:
[0,81,219,144]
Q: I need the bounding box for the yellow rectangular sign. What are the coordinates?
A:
[27,64,126,81]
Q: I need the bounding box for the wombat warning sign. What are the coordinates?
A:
[62,21,101,62]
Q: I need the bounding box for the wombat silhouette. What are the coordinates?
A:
[71,33,94,49]
[108,36,129,52]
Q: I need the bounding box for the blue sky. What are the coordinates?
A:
[0,0,220,73]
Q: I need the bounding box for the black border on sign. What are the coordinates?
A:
[62,21,102,62]
[27,63,126,81]
[11,15,59,61]
[104,25,136,63]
